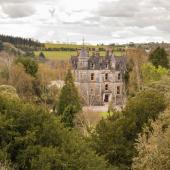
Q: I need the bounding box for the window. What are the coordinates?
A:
[105,84,108,90]
[104,94,109,102]
[91,63,94,69]
[118,73,121,80]
[105,73,108,80]
[91,73,94,80]
[106,64,108,69]
[117,86,120,94]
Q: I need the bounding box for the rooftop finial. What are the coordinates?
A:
[82,37,85,49]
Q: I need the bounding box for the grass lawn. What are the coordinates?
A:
[35,50,123,61]
[100,112,113,118]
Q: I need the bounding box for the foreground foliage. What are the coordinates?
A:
[132,108,170,170]
[0,95,112,170]
[91,89,166,169]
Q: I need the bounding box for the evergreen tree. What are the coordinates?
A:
[39,52,45,58]
[0,41,3,51]
[149,47,169,68]
[16,57,38,77]
[57,70,82,121]
[61,105,76,127]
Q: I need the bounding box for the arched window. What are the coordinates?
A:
[105,84,108,90]
[91,73,94,80]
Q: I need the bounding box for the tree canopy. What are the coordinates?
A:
[0,95,113,170]
[149,47,169,68]
[132,108,170,170]
[91,89,166,169]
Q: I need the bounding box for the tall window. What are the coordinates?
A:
[105,73,108,80]
[106,64,108,69]
[118,73,121,80]
[105,84,108,90]
[117,86,120,94]
[91,73,94,80]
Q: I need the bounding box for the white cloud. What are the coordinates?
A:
[0,0,170,44]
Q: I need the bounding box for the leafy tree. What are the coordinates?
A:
[149,47,169,68]
[142,63,168,83]
[0,95,113,170]
[91,89,166,169]
[16,57,38,77]
[132,108,170,170]
[57,70,82,125]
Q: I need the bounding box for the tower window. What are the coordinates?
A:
[117,86,120,94]
[91,73,94,80]
[105,84,108,90]
[105,73,108,80]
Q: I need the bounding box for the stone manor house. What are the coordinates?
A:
[71,48,126,107]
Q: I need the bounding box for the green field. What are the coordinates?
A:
[35,50,123,61]
[34,51,76,60]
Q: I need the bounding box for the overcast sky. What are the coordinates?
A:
[0,0,170,44]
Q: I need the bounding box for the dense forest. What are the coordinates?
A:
[0,35,44,51]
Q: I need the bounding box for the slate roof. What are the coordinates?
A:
[71,49,127,71]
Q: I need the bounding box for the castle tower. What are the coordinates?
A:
[77,39,89,69]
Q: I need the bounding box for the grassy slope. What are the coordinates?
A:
[34,43,123,60]
[35,50,122,61]
[34,51,76,60]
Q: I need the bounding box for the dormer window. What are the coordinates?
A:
[105,84,108,90]
[105,73,108,80]
[91,73,94,80]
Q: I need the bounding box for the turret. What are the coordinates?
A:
[77,48,89,69]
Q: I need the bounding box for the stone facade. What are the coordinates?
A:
[71,48,126,107]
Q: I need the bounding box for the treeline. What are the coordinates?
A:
[0,34,44,51]
[41,47,106,52]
